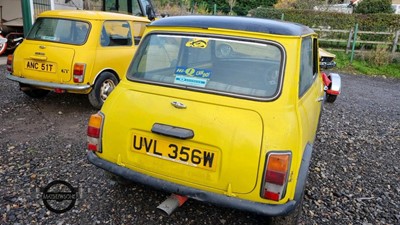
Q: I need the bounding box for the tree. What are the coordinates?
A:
[233,0,278,15]
[274,0,297,9]
[227,0,237,15]
[353,0,394,14]
[274,0,330,10]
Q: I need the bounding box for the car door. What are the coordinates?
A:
[298,36,324,144]
[93,20,137,81]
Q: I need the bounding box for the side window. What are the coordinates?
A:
[313,38,318,76]
[132,22,148,45]
[104,0,142,16]
[140,0,153,16]
[131,0,143,16]
[299,37,317,96]
[100,21,132,47]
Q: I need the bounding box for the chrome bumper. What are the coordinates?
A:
[320,61,336,69]
[6,74,91,91]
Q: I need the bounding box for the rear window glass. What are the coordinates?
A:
[127,34,284,99]
[27,18,90,45]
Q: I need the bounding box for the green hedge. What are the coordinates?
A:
[249,8,400,31]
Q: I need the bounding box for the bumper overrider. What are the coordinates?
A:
[6,74,91,91]
[87,146,313,217]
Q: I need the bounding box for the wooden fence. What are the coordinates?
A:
[314,26,400,54]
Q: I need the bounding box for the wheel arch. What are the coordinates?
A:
[91,68,120,86]
[294,143,313,203]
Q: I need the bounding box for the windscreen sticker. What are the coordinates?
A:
[174,67,211,88]
[174,67,211,78]
[185,39,209,48]
[41,36,58,41]
[174,76,207,87]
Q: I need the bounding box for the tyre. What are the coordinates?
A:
[267,193,304,225]
[326,94,337,103]
[19,84,49,98]
[88,72,119,109]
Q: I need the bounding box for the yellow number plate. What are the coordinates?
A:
[25,60,56,73]
[132,133,218,171]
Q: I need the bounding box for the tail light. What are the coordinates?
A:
[87,113,104,152]
[261,152,291,201]
[73,63,86,83]
[6,54,13,72]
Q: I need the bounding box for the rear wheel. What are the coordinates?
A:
[267,197,303,225]
[88,72,119,109]
[268,178,307,225]
[19,84,49,98]
[326,94,337,103]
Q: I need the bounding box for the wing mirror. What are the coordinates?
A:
[146,5,156,21]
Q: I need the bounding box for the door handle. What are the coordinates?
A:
[317,97,324,102]
[151,123,194,139]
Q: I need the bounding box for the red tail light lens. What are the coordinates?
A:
[264,191,280,201]
[73,63,86,83]
[6,54,13,72]
[265,170,286,186]
[87,126,100,138]
[87,113,104,152]
[261,152,291,201]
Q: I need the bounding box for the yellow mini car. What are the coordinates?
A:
[87,16,331,223]
[6,10,150,109]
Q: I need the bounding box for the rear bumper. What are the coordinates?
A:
[87,151,299,217]
[6,74,91,91]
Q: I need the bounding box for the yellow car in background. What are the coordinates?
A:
[87,16,333,224]
[6,10,149,109]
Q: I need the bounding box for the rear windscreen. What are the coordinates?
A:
[127,34,285,99]
[27,18,90,45]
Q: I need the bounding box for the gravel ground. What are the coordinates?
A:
[0,64,399,225]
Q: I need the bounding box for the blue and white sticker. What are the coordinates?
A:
[173,67,211,87]
[174,67,211,78]
[174,75,207,87]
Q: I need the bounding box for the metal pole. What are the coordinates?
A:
[281,13,284,21]
[213,3,216,15]
[21,0,33,36]
[346,27,354,54]
[350,23,358,64]
[392,30,399,54]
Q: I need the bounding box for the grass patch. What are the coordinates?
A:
[326,50,400,78]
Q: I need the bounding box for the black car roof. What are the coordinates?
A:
[149,15,315,36]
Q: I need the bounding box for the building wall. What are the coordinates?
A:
[55,0,83,10]
[0,0,22,21]
[54,0,102,10]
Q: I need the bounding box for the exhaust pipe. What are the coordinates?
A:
[157,194,188,215]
